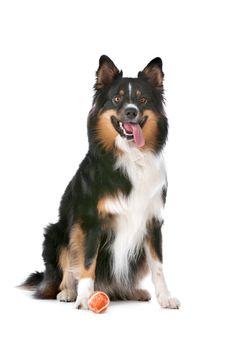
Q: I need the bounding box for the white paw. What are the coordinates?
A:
[74,295,90,310]
[74,278,94,310]
[57,289,77,302]
[157,293,181,309]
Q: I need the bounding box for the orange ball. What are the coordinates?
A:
[88,291,110,314]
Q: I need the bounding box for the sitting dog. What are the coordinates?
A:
[22,55,180,309]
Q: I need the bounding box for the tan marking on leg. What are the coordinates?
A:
[58,247,76,293]
[70,224,100,309]
[69,224,99,280]
[146,236,160,261]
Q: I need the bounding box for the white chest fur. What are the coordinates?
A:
[104,136,167,284]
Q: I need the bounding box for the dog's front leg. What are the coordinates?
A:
[69,223,100,309]
[145,219,180,309]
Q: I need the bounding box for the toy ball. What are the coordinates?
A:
[88,291,110,314]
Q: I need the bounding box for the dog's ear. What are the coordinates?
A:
[95,55,122,90]
[138,57,164,88]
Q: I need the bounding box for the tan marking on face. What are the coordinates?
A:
[141,109,159,150]
[136,90,141,97]
[119,89,124,96]
[69,224,99,280]
[96,109,119,151]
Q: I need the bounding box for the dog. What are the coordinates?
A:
[22,55,180,309]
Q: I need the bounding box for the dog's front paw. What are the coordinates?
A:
[75,278,94,309]
[157,293,181,309]
[74,295,90,309]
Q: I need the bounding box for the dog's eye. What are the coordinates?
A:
[139,97,148,104]
[113,95,122,104]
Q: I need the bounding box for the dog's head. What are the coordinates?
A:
[88,55,168,153]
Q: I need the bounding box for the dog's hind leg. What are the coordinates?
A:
[125,289,151,301]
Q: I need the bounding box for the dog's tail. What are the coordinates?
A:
[20,222,65,299]
[20,269,60,299]
[20,271,44,290]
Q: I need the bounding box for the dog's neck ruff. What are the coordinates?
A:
[105,135,167,284]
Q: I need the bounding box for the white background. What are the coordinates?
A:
[0,0,233,349]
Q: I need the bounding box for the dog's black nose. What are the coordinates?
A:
[124,107,139,121]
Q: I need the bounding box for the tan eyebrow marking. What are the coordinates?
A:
[136,90,141,96]
[119,90,124,95]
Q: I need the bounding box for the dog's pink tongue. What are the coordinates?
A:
[124,123,145,147]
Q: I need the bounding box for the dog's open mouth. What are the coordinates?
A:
[111,116,148,148]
